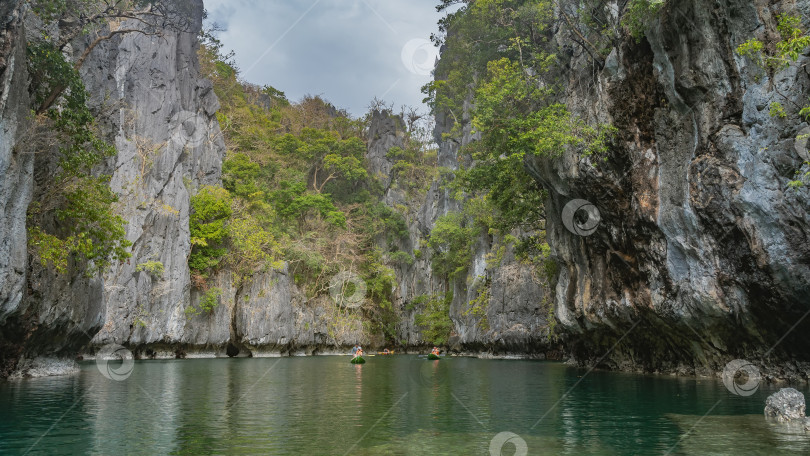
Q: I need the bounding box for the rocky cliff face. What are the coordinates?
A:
[0,1,104,377]
[9,0,805,378]
[84,0,224,352]
[525,0,810,378]
[76,0,366,357]
[0,0,231,374]
[64,0,344,358]
[125,104,555,359]
[0,0,34,376]
[367,108,553,355]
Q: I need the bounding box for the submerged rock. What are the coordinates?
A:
[765,388,807,423]
[9,357,79,379]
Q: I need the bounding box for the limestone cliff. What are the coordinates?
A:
[84,0,224,351]
[367,109,553,355]
[524,0,810,378]
[0,0,33,376]
[0,0,229,374]
[0,0,105,377]
[5,0,807,379]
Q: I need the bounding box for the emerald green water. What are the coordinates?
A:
[1,356,808,455]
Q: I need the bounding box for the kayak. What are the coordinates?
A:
[427,353,440,360]
[377,351,394,355]
[350,356,365,364]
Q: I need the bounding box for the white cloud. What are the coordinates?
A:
[202,0,448,116]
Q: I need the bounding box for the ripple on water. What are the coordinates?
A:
[1,357,808,455]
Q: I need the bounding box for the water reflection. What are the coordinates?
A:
[355,363,363,416]
[1,358,809,455]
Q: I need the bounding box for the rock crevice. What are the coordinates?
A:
[525,0,810,378]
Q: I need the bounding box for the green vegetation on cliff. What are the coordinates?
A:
[24,0,200,276]
[26,15,132,275]
[195,32,434,344]
[414,0,636,336]
[421,0,617,285]
[413,292,454,345]
[736,13,810,189]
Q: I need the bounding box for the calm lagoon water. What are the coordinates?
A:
[1,356,808,455]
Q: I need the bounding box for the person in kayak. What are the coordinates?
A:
[383,348,390,354]
[431,347,440,356]
[351,344,359,356]
[356,347,364,357]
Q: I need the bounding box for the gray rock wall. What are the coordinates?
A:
[75,0,364,359]
[0,1,106,375]
[78,0,374,358]
[0,0,234,372]
[368,106,553,354]
[0,0,30,320]
[234,268,362,354]
[85,0,224,349]
[0,0,33,375]
[525,0,810,377]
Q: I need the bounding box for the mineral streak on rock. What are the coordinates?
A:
[524,0,810,379]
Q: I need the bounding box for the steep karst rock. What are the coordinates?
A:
[372,106,553,354]
[524,0,810,377]
[84,0,224,350]
[0,0,34,377]
[0,0,227,375]
[4,0,807,378]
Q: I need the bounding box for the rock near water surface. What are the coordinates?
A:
[765,388,807,423]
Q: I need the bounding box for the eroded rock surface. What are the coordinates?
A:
[525,0,810,377]
[6,0,808,375]
[765,388,807,422]
[0,0,36,376]
[370,106,554,355]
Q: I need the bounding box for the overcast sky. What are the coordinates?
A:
[203,0,450,117]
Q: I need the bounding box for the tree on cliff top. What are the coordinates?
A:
[423,0,614,246]
[27,0,196,113]
[24,1,202,275]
